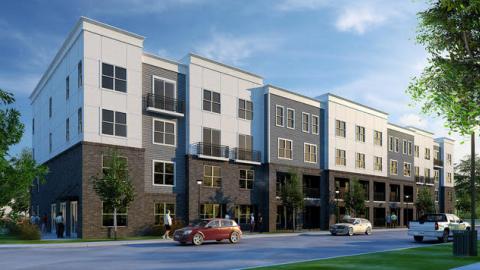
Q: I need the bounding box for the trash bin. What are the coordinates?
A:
[453,230,478,257]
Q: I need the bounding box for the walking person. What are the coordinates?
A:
[391,212,398,228]
[258,214,263,233]
[385,213,391,228]
[249,213,255,233]
[55,212,64,238]
[162,210,172,240]
[41,213,48,234]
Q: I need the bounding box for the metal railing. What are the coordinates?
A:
[425,177,435,185]
[232,148,261,162]
[434,158,444,167]
[195,143,229,158]
[415,176,424,183]
[145,93,184,114]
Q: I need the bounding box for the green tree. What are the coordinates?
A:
[280,170,304,231]
[91,150,135,239]
[344,180,366,218]
[0,88,48,219]
[454,155,480,217]
[415,187,436,216]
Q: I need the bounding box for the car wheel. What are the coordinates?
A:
[192,233,204,246]
[348,227,354,236]
[414,236,423,242]
[438,230,449,243]
[229,231,240,244]
[365,227,372,235]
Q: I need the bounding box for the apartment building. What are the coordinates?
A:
[30,17,455,238]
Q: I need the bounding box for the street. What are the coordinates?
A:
[0,229,455,270]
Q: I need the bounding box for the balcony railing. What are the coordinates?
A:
[232,148,261,163]
[434,158,444,167]
[415,176,424,183]
[303,187,321,199]
[425,177,435,185]
[374,192,386,201]
[145,93,184,114]
[195,143,229,159]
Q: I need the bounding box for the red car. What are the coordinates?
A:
[173,218,242,246]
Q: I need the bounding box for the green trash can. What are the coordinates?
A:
[453,230,478,257]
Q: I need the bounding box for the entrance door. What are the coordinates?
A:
[50,204,56,233]
[60,202,66,238]
[70,201,78,238]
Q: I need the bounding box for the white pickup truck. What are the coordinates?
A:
[408,213,471,243]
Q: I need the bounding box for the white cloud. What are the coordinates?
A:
[335,5,386,34]
[194,32,280,66]
[398,113,427,129]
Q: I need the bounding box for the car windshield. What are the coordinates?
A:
[343,219,356,224]
[190,220,209,227]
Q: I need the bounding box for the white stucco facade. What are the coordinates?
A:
[435,137,455,188]
[408,127,435,181]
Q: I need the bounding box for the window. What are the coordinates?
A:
[435,190,439,202]
[425,148,431,160]
[415,166,420,177]
[77,61,82,87]
[101,109,127,137]
[203,165,221,187]
[447,172,452,183]
[302,113,310,132]
[153,161,174,186]
[66,76,70,100]
[235,205,253,224]
[101,63,127,92]
[374,156,382,171]
[49,133,52,153]
[356,126,365,142]
[240,169,254,189]
[394,138,399,152]
[77,108,82,134]
[278,138,293,159]
[312,115,319,135]
[200,204,225,219]
[388,136,394,151]
[276,105,284,126]
[153,76,176,97]
[49,97,52,118]
[238,99,253,120]
[32,118,34,135]
[424,168,431,179]
[374,131,382,146]
[203,89,221,113]
[356,153,365,169]
[447,154,452,165]
[154,203,175,225]
[390,160,398,175]
[403,140,408,155]
[65,118,70,141]
[102,155,128,177]
[448,191,453,202]
[434,170,440,182]
[285,108,295,129]
[336,149,346,166]
[102,202,127,227]
[403,163,411,177]
[408,141,413,156]
[336,120,346,137]
[153,119,175,146]
[414,145,420,157]
[304,143,317,163]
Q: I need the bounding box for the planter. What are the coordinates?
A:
[453,230,478,257]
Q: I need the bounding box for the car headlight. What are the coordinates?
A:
[183,230,192,235]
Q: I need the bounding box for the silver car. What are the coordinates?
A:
[330,218,372,236]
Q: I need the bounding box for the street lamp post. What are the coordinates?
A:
[196,180,203,220]
[405,195,410,227]
[335,190,340,223]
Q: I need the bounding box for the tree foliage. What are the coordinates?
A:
[0,88,48,218]
[407,0,480,135]
[91,150,135,239]
[454,154,480,216]
[280,170,304,230]
[344,179,366,217]
[415,187,436,215]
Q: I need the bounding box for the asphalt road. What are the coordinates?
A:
[0,230,458,270]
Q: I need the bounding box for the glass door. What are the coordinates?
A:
[70,201,78,238]
[50,204,56,233]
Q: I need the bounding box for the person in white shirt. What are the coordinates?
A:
[55,212,64,238]
[162,210,173,240]
[250,213,255,233]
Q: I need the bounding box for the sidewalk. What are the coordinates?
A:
[452,262,480,270]
[0,228,408,249]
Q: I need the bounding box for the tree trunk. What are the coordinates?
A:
[293,208,296,232]
[283,206,287,230]
[113,207,117,240]
[471,133,476,229]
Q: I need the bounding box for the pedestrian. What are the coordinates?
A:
[55,212,64,238]
[391,212,398,228]
[225,213,230,220]
[385,213,391,228]
[249,213,255,233]
[30,212,38,226]
[258,214,263,233]
[163,210,172,240]
[41,213,48,234]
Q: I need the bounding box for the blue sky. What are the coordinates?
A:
[0,0,472,161]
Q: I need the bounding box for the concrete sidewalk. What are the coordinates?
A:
[0,228,407,249]
[453,263,480,270]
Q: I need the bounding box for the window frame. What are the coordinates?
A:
[101,202,127,227]
[275,105,285,127]
[374,156,382,171]
[238,98,253,120]
[403,140,408,155]
[414,145,420,157]
[66,76,70,100]
[394,137,399,152]
[374,130,382,146]
[335,119,346,138]
[239,169,254,190]
[101,109,127,137]
[408,141,413,156]
[77,60,83,88]
[304,143,318,164]
[77,107,82,134]
[152,118,176,147]
[65,118,70,142]
[425,148,431,160]
[390,159,398,175]
[203,89,221,114]
[355,152,365,169]
[101,62,127,93]
[152,75,177,98]
[312,114,319,135]
[335,149,346,166]
[278,138,293,160]
[286,108,295,129]
[152,160,175,187]
[302,112,310,133]
[356,125,366,142]
[154,202,175,225]
[403,162,412,177]
[388,136,394,151]
[203,165,222,188]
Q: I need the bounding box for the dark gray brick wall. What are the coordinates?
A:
[387,128,415,181]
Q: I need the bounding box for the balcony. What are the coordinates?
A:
[145,93,184,117]
[232,148,261,165]
[434,158,444,167]
[425,177,435,186]
[303,187,321,199]
[195,143,229,161]
[415,176,424,184]
[374,192,386,202]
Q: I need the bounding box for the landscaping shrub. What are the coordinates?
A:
[144,219,185,237]
[15,222,41,240]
